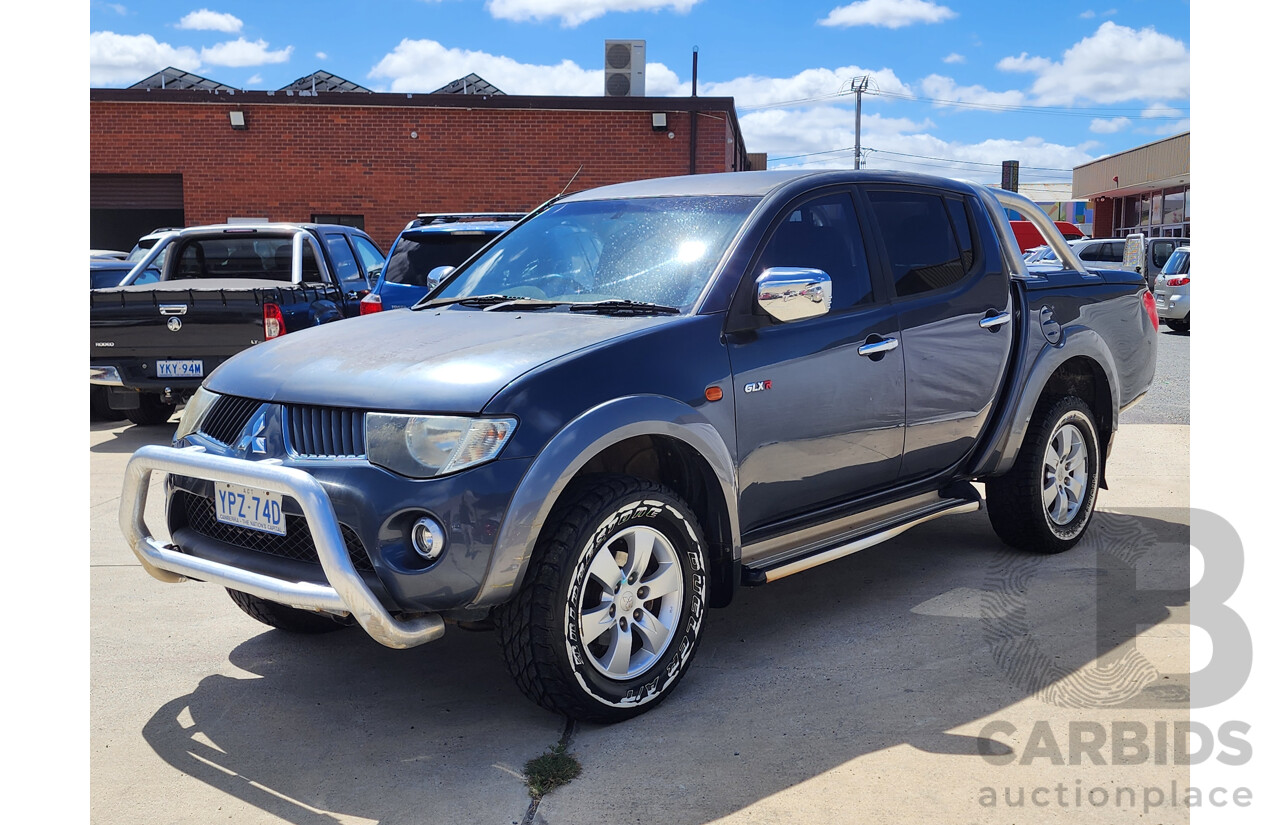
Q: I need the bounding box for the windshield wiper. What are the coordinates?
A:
[483,299,568,312]
[417,293,523,309]
[568,300,681,316]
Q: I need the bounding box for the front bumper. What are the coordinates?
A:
[121,444,446,649]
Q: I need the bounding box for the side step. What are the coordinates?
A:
[741,483,982,586]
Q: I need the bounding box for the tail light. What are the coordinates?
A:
[360,293,383,315]
[264,303,286,339]
[1141,290,1159,330]
[1167,276,1190,287]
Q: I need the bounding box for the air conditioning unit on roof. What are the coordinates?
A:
[604,40,645,97]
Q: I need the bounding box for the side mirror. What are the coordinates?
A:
[756,267,832,323]
[427,265,455,290]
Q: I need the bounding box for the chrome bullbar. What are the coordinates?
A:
[119,444,445,649]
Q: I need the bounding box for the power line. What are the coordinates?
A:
[736,87,1185,120]
[871,89,1186,119]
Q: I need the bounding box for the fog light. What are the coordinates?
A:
[411,516,446,562]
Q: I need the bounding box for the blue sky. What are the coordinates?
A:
[87,0,1190,186]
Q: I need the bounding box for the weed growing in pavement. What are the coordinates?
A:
[524,742,582,799]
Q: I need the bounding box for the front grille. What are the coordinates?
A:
[176,490,375,573]
[199,394,263,445]
[287,404,366,458]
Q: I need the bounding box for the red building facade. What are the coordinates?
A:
[89,88,751,251]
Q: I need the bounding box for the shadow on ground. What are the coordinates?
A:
[138,508,1189,824]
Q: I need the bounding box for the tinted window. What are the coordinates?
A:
[384,234,492,287]
[351,235,386,277]
[756,193,872,310]
[867,190,967,297]
[945,197,974,271]
[324,233,365,286]
[1078,242,1104,262]
[1151,240,1177,269]
[172,237,321,282]
[1161,248,1190,276]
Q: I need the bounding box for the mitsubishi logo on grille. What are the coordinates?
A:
[235,406,270,456]
[167,317,182,332]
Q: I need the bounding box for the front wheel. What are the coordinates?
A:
[985,395,1101,554]
[494,475,708,723]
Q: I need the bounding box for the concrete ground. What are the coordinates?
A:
[91,417,1190,825]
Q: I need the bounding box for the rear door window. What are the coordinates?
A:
[324,233,366,286]
[866,190,973,297]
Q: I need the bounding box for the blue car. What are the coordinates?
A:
[360,212,524,313]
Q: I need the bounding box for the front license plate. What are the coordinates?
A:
[215,482,286,535]
[157,359,204,378]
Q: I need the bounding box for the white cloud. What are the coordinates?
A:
[246,73,264,86]
[820,0,956,29]
[316,51,329,60]
[742,107,932,164]
[89,31,201,85]
[485,0,700,27]
[942,52,964,64]
[918,74,1026,109]
[705,66,910,109]
[369,39,604,94]
[201,38,293,67]
[369,39,908,108]
[1089,117,1130,134]
[997,22,1189,105]
[1079,10,1095,19]
[176,9,243,33]
[106,3,127,14]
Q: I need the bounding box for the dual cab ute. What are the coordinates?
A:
[120,171,1157,722]
[91,222,385,425]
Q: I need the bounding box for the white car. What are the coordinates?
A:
[1152,246,1190,332]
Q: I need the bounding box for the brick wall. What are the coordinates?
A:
[90,99,741,250]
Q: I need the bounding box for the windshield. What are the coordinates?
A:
[384,233,494,287]
[127,237,169,270]
[429,196,760,310]
[1161,248,1190,276]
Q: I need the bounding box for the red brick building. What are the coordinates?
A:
[89,84,752,252]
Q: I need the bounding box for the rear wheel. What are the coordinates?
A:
[1166,316,1189,333]
[986,395,1100,554]
[124,393,177,426]
[494,475,708,723]
[90,386,124,422]
[226,589,349,634]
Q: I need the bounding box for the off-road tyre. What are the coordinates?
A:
[124,393,177,426]
[226,588,349,634]
[986,395,1100,554]
[494,475,708,724]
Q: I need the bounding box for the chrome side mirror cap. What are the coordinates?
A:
[427,265,455,289]
[756,267,832,323]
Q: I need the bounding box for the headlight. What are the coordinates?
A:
[173,387,219,442]
[366,414,517,478]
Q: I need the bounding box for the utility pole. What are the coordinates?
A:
[852,76,870,170]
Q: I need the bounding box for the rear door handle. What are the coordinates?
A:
[979,310,1011,331]
[857,335,900,358]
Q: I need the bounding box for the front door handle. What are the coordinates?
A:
[857,335,900,358]
[979,310,1011,331]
